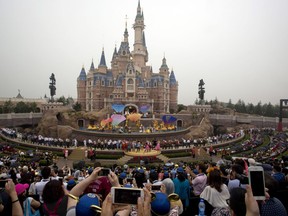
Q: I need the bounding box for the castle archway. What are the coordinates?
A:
[77,119,84,129]
[177,119,183,128]
[124,104,139,114]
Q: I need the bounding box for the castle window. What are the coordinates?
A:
[129,70,132,74]
[127,78,134,84]
[101,80,105,86]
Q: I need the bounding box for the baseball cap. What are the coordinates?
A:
[177,167,184,173]
[151,192,171,216]
[67,179,77,190]
[15,183,29,195]
[119,172,127,179]
[76,193,101,216]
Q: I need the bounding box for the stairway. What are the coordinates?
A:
[157,154,170,163]
[68,148,86,161]
[117,155,133,165]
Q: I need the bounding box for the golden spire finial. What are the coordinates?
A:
[125,15,128,28]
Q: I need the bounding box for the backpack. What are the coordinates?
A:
[43,197,63,216]
[23,197,41,216]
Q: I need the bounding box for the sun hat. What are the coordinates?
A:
[76,193,101,216]
[151,192,171,216]
[15,183,29,195]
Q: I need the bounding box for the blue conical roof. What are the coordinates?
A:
[169,70,176,85]
[78,67,86,81]
[99,49,107,67]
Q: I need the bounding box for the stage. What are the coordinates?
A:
[124,149,161,157]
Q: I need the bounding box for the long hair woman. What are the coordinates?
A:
[42,180,68,215]
[200,169,230,215]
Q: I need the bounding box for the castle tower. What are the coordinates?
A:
[77,66,87,110]
[131,0,148,68]
[98,48,107,73]
[169,70,178,112]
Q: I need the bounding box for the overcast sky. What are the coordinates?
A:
[0,0,287,106]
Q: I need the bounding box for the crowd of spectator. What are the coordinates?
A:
[1,127,288,215]
[0,151,288,216]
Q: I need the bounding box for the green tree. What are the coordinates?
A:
[227,99,234,109]
[254,102,262,115]
[177,104,187,113]
[28,102,38,112]
[57,96,67,105]
[264,102,275,117]
[14,101,30,113]
[235,99,246,113]
[73,102,82,111]
[246,103,255,114]
[3,100,14,113]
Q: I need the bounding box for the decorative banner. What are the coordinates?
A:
[112,104,125,113]
[111,114,126,126]
[140,104,150,113]
[100,117,112,127]
[162,115,177,124]
[127,113,142,122]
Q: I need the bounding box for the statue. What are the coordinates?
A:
[198,79,205,101]
[49,73,56,101]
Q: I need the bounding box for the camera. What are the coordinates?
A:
[235,173,249,185]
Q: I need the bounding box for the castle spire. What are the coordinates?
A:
[78,66,86,80]
[137,0,141,17]
[90,59,95,71]
[124,15,129,43]
[99,48,107,67]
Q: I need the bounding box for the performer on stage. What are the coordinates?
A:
[155,141,161,151]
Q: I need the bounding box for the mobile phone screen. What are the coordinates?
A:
[0,180,7,188]
[99,168,110,176]
[114,188,142,205]
[151,185,161,191]
[250,171,265,196]
[127,178,133,183]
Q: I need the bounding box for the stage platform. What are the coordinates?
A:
[124,149,161,157]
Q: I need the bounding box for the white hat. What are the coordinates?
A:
[248,158,256,166]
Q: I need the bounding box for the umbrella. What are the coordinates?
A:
[111,114,126,126]
[112,104,125,113]
[127,113,142,122]
[140,104,150,113]
[162,115,177,124]
[100,118,112,127]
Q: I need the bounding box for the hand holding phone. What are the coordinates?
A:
[248,166,265,200]
[111,187,144,205]
[99,168,111,176]
[0,180,7,188]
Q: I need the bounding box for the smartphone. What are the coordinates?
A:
[111,187,144,205]
[248,166,265,200]
[151,185,161,191]
[126,178,133,183]
[58,177,63,184]
[0,180,7,188]
[99,168,111,176]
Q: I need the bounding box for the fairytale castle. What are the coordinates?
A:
[77,1,178,114]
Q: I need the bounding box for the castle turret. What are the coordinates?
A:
[131,0,147,68]
[169,69,178,113]
[77,66,87,110]
[98,48,107,73]
[159,56,169,78]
